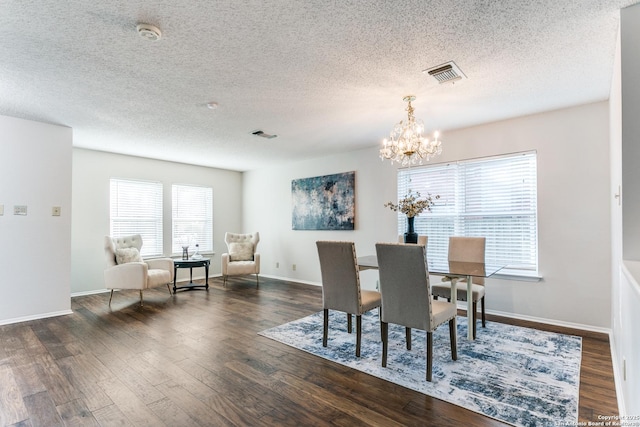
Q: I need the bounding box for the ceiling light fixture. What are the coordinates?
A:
[379,95,442,166]
[136,23,162,41]
[206,102,218,110]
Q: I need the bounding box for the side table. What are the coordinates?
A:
[173,258,210,293]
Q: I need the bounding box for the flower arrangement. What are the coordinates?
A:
[384,190,439,218]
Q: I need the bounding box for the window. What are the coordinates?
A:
[396,151,538,276]
[110,178,163,257]
[172,184,213,254]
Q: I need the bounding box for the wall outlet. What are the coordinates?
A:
[0,204,3,215]
[52,206,61,216]
[292,264,296,271]
[14,205,27,215]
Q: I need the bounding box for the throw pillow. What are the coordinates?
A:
[115,247,142,264]
[228,242,254,261]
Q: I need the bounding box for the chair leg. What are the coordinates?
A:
[139,290,144,307]
[347,314,352,334]
[426,332,433,382]
[356,315,362,357]
[108,290,114,306]
[381,321,388,367]
[322,309,329,347]
[472,301,477,339]
[255,274,259,288]
[166,283,172,295]
[481,297,486,327]
[223,275,227,287]
[406,327,412,350]
[449,318,458,361]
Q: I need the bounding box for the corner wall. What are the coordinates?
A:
[243,101,611,329]
[71,148,243,294]
[0,115,72,324]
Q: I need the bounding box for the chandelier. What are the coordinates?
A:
[379,95,442,166]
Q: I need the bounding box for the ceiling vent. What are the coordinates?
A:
[251,130,277,139]
[423,61,466,84]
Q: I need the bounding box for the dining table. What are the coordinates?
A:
[357,255,503,341]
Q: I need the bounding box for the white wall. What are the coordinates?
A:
[71,148,243,294]
[243,149,398,291]
[243,101,612,329]
[0,115,72,324]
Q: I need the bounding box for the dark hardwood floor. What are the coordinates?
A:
[0,276,617,426]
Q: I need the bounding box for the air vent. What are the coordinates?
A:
[251,130,277,139]
[423,61,466,84]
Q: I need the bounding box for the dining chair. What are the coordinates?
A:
[375,242,457,381]
[431,236,486,339]
[316,241,381,357]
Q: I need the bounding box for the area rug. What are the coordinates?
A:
[258,310,581,427]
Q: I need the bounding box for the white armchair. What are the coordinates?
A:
[221,232,260,287]
[104,235,174,306]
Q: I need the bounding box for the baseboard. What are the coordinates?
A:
[71,276,219,298]
[483,308,612,335]
[259,274,321,286]
[71,289,110,297]
[0,309,73,326]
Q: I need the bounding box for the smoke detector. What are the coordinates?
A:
[423,61,466,84]
[136,23,162,41]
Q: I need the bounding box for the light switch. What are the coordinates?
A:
[0,204,3,215]
[52,206,61,216]
[14,205,27,215]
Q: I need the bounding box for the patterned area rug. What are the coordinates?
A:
[258,310,581,427]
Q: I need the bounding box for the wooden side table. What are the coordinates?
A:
[173,258,210,293]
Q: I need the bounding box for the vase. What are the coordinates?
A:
[404,216,418,244]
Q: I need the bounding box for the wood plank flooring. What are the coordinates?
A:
[0,276,618,426]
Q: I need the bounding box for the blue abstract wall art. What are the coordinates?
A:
[291,171,355,230]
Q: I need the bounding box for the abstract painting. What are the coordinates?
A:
[291,171,355,230]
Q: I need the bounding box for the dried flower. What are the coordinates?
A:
[384,190,440,218]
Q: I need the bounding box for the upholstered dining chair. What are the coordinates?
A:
[375,242,457,381]
[316,241,381,357]
[221,232,260,287]
[103,235,174,306]
[431,236,487,339]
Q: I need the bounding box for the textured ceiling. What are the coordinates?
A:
[0,1,637,171]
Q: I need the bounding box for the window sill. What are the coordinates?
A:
[492,271,542,282]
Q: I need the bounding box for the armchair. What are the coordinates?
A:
[104,235,174,306]
[221,232,260,287]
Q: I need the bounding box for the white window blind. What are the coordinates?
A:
[171,184,213,254]
[110,178,163,257]
[397,151,538,276]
